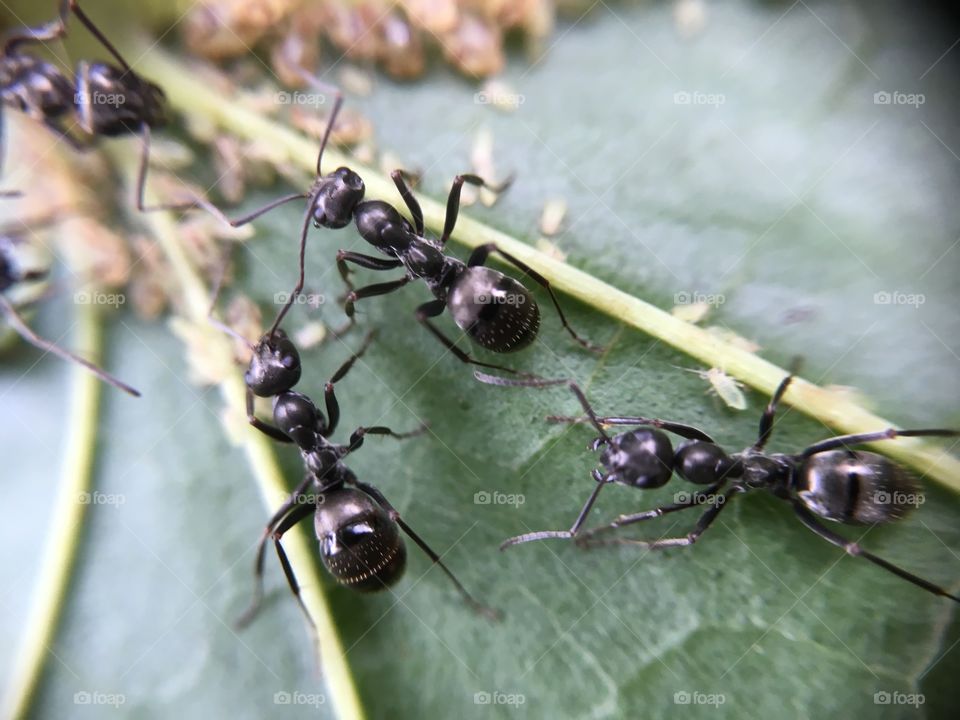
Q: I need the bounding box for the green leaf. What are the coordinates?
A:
[2,2,959,719]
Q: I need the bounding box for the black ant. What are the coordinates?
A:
[212,321,497,626]
[185,74,599,376]
[0,221,139,395]
[0,0,168,209]
[476,371,960,604]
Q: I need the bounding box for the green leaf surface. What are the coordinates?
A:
[2,1,959,719]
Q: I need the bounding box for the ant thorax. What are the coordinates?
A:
[733,452,792,490]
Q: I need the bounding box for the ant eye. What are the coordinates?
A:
[282,355,296,369]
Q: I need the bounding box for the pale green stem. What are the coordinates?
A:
[134,47,960,492]
[111,150,366,720]
[2,302,103,720]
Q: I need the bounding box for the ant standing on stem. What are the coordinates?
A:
[210,317,499,627]
[475,371,960,604]
[183,70,601,376]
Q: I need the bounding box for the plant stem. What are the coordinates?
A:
[1,302,102,720]
[134,47,960,492]
[112,151,366,720]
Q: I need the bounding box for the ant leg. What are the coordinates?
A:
[266,197,319,337]
[501,469,611,548]
[577,479,728,540]
[351,480,499,620]
[245,386,293,442]
[583,487,742,549]
[235,476,316,628]
[800,428,959,458]
[753,374,794,451]
[467,243,600,352]
[345,423,429,453]
[320,331,376,436]
[547,414,717,444]
[0,295,140,396]
[336,250,402,294]
[390,170,424,235]
[284,66,343,177]
[2,0,72,54]
[67,1,134,71]
[74,60,96,136]
[135,124,308,217]
[255,73,345,337]
[473,374,718,445]
[344,277,411,318]
[793,502,960,603]
[415,299,532,377]
[439,174,514,247]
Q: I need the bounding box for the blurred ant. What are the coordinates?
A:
[211,320,497,626]
[476,371,960,603]
[185,74,599,375]
[0,220,139,395]
[0,1,168,206]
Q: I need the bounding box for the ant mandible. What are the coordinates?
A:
[212,321,498,626]
[0,221,139,395]
[476,371,960,604]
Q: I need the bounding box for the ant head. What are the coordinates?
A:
[83,63,168,132]
[446,267,541,353]
[674,440,735,485]
[315,488,407,592]
[244,329,301,397]
[600,429,674,488]
[140,78,168,127]
[797,449,918,524]
[312,167,365,229]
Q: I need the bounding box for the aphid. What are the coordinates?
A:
[670,301,711,324]
[704,325,761,353]
[679,365,747,411]
[539,198,567,237]
[475,371,960,605]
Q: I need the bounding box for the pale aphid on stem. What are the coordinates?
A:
[677,365,747,411]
